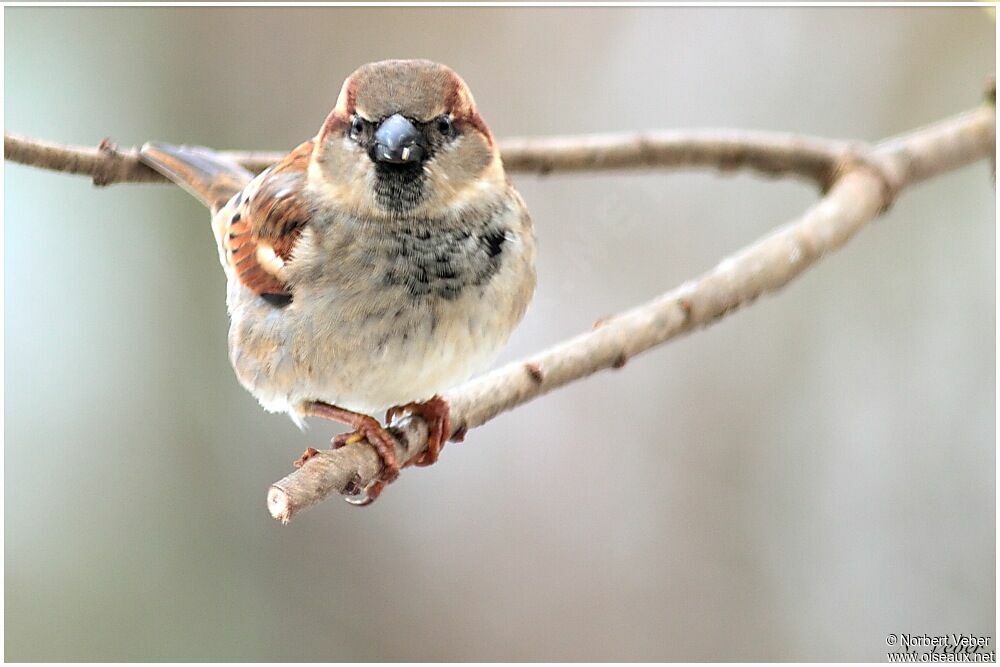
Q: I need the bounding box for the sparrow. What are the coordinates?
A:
[140,59,536,504]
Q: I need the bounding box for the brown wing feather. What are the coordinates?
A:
[220,140,315,298]
[142,139,316,299]
[139,142,253,212]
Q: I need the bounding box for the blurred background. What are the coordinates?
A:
[5,7,995,661]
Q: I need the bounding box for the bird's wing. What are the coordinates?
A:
[139,142,253,212]
[141,140,315,299]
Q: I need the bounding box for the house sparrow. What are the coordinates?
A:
[140,59,536,504]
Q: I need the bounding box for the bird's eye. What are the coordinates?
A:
[350,116,366,140]
[436,115,455,138]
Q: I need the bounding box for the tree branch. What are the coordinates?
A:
[4,129,850,186]
[265,105,994,523]
[4,105,993,522]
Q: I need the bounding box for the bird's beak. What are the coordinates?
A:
[371,114,425,165]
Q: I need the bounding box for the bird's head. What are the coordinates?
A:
[310,59,503,218]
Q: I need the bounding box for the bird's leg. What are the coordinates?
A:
[385,395,452,468]
[302,401,401,505]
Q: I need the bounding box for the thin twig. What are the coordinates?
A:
[4,129,851,186]
[3,106,993,522]
[266,105,995,523]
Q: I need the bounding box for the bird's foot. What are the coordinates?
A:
[304,401,401,506]
[293,446,320,468]
[386,395,452,468]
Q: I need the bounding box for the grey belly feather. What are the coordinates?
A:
[224,195,535,418]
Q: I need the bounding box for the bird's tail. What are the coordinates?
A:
[139,142,254,212]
